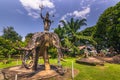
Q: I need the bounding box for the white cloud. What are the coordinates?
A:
[42,0,55,8]
[20,0,54,10]
[73,7,90,18]
[19,0,55,18]
[61,7,90,21]
[60,0,96,21]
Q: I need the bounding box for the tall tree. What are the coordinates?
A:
[0,36,17,58]
[60,18,95,45]
[54,18,96,56]
[25,33,34,43]
[0,26,23,58]
[81,26,96,36]
[94,2,120,52]
[2,26,22,42]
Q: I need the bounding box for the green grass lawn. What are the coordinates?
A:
[0,58,120,80]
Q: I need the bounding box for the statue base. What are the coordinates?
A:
[76,57,104,66]
[1,65,71,80]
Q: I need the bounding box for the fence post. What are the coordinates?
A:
[16,59,18,65]
[15,74,17,80]
[72,61,74,80]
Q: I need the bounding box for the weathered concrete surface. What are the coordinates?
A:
[1,65,78,80]
[76,57,104,66]
[0,69,4,80]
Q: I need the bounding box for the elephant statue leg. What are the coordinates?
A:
[32,48,39,71]
[43,47,50,70]
[57,48,62,66]
[56,48,65,75]
[52,40,63,66]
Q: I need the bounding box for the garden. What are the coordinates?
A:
[0,1,120,80]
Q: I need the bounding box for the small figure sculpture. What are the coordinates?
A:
[40,5,52,32]
[78,45,89,58]
[84,46,89,58]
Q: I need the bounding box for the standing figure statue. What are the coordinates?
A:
[40,12,51,31]
[40,10,52,32]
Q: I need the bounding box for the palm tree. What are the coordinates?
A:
[60,18,94,45]
[54,25,66,41]
[54,18,96,56]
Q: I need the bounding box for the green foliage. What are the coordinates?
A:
[81,26,96,36]
[54,25,66,42]
[0,26,23,58]
[54,18,96,57]
[81,2,120,52]
[0,37,17,57]
[25,33,34,43]
[48,47,57,58]
[0,59,22,68]
[2,26,22,42]
[94,2,120,51]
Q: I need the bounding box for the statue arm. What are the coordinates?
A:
[40,12,44,19]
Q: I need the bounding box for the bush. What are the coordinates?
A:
[48,47,57,58]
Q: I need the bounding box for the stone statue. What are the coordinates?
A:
[20,32,63,71]
[13,5,65,75]
[40,11,52,31]
[39,4,53,32]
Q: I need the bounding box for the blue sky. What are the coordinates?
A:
[0,0,120,40]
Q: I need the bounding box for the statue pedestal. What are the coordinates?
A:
[44,46,51,70]
[1,65,63,80]
[45,63,50,70]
